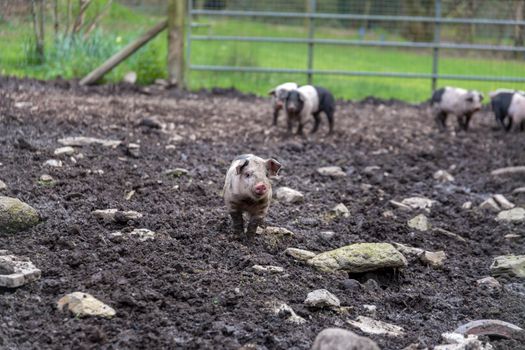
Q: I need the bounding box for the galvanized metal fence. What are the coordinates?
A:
[186,0,525,92]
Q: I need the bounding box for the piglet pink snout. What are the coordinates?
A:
[254,182,268,196]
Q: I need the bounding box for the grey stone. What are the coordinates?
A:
[461,201,472,210]
[0,253,41,288]
[252,265,284,273]
[513,187,525,194]
[496,208,525,222]
[493,194,515,210]
[319,231,336,240]
[0,196,40,234]
[58,136,121,148]
[54,146,75,156]
[57,292,116,318]
[420,250,446,267]
[347,316,405,337]
[110,228,156,242]
[311,328,380,350]
[92,209,143,223]
[434,332,493,350]
[257,226,295,237]
[0,180,6,191]
[401,197,436,211]
[39,174,54,182]
[362,304,377,318]
[304,289,341,308]
[307,243,408,273]
[476,277,502,291]
[392,242,424,257]
[267,300,306,324]
[433,170,455,182]
[330,203,350,218]
[341,279,361,290]
[285,248,316,261]
[407,214,430,231]
[43,159,63,167]
[490,255,525,278]
[275,187,304,204]
[480,197,501,212]
[317,166,346,177]
[454,319,523,339]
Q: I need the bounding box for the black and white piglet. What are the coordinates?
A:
[268,82,298,126]
[431,87,484,131]
[284,85,335,135]
[490,89,525,132]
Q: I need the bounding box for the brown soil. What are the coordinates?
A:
[0,77,524,350]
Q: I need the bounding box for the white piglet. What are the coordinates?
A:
[223,154,282,240]
[431,86,484,131]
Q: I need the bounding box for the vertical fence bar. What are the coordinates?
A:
[186,0,193,88]
[168,0,186,88]
[431,0,442,91]
[306,0,316,84]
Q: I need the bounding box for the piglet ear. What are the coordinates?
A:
[266,159,282,177]
[236,159,249,175]
[268,89,276,96]
[465,93,474,103]
[298,92,305,102]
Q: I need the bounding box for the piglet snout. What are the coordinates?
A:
[254,182,267,196]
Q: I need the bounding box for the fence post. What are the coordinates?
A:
[168,0,186,88]
[431,0,442,92]
[186,0,193,87]
[306,0,316,85]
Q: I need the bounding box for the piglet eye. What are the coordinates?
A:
[244,173,251,178]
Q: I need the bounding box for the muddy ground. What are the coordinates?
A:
[0,77,524,350]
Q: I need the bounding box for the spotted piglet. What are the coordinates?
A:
[431,86,484,132]
[268,82,298,126]
[223,154,282,239]
[490,89,525,132]
[285,85,335,135]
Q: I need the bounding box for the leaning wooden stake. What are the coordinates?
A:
[80,20,168,86]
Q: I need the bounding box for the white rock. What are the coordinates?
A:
[496,207,525,222]
[252,265,284,273]
[123,71,137,84]
[92,209,143,222]
[462,201,472,210]
[347,316,405,337]
[434,332,493,350]
[433,170,455,182]
[490,255,525,278]
[512,187,525,194]
[110,228,156,242]
[285,247,316,261]
[57,292,116,318]
[311,328,380,350]
[362,304,377,317]
[493,194,515,210]
[257,226,295,237]
[476,276,502,291]
[304,289,341,308]
[317,166,346,177]
[58,136,121,148]
[479,198,500,212]
[267,300,306,324]
[275,187,304,204]
[331,203,350,218]
[40,174,54,182]
[0,180,6,191]
[0,253,41,288]
[420,250,446,267]
[43,159,63,167]
[401,197,435,211]
[54,146,75,156]
[319,231,336,239]
[407,214,430,231]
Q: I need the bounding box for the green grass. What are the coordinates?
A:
[1,5,525,102]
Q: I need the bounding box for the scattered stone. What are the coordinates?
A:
[285,247,316,261]
[363,165,381,174]
[420,250,446,267]
[433,227,467,243]
[317,166,346,177]
[0,253,41,287]
[462,201,472,210]
[401,197,436,211]
[504,282,525,297]
[307,243,408,273]
[341,279,361,290]
[125,190,136,201]
[267,300,306,324]
[137,116,164,130]
[252,265,284,273]
[123,71,137,84]
[476,277,502,291]
[43,159,63,167]
[434,332,493,350]
[407,214,430,231]
[434,170,455,182]
[347,315,405,337]
[0,196,40,234]
[54,146,75,156]
[491,166,525,176]
[275,187,304,204]
[389,200,413,211]
[39,174,54,182]
[92,209,143,223]
[330,203,350,219]
[109,228,156,242]
[58,136,121,148]
[392,242,424,257]
[362,304,377,318]
[126,143,140,158]
[382,210,396,218]
[257,226,295,237]
[454,319,523,339]
[479,198,501,212]
[504,233,521,240]
[164,168,189,177]
[493,194,515,210]
[513,187,525,194]
[496,207,525,222]
[0,180,6,191]
[311,328,380,350]
[304,289,341,308]
[319,231,336,240]
[57,292,116,318]
[490,255,525,278]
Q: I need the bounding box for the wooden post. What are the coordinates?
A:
[168,0,186,88]
[79,20,168,85]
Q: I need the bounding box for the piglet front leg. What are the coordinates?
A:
[246,216,263,237]
[230,211,244,236]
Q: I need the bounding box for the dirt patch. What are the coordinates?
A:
[0,77,524,349]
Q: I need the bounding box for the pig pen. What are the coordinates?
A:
[0,77,524,350]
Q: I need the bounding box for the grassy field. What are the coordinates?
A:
[1,3,525,102]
